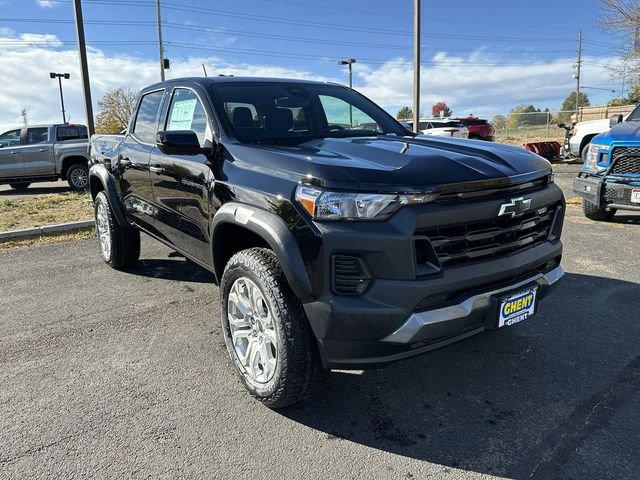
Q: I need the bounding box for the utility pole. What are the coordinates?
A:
[413,0,421,134]
[21,109,28,127]
[574,29,583,122]
[339,58,356,127]
[72,0,95,135]
[50,72,70,124]
[157,0,166,81]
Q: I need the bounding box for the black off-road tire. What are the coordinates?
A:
[582,198,616,221]
[66,163,89,191]
[94,191,140,269]
[220,247,328,409]
[9,182,30,191]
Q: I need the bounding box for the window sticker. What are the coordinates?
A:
[168,98,198,130]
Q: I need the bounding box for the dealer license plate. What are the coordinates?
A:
[631,188,640,204]
[498,287,537,328]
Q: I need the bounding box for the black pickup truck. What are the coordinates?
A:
[89,77,565,408]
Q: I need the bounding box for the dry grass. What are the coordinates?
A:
[0,228,95,252]
[494,127,565,147]
[0,192,93,232]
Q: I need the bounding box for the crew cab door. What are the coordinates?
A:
[150,85,215,265]
[0,128,23,178]
[118,89,165,232]
[20,126,55,175]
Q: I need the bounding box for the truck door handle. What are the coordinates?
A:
[149,166,164,174]
[38,148,49,152]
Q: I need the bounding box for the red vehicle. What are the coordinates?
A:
[456,117,495,141]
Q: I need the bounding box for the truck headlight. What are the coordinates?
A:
[295,185,438,221]
[583,144,607,174]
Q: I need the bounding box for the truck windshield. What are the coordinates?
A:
[210,82,407,145]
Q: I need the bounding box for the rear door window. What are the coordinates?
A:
[133,90,164,143]
[26,127,49,144]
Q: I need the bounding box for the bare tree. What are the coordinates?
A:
[95,87,138,134]
[600,0,640,92]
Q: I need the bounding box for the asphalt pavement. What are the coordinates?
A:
[1,164,640,479]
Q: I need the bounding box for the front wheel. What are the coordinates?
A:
[94,191,140,269]
[220,248,328,409]
[67,163,89,191]
[582,198,616,221]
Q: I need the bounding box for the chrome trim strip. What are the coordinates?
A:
[382,265,565,344]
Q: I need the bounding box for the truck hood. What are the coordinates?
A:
[235,136,551,192]
[593,121,640,145]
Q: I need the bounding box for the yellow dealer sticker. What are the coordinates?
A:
[498,288,537,328]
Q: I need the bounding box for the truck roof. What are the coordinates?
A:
[143,76,343,90]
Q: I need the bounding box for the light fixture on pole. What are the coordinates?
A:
[50,72,70,124]
[339,58,356,127]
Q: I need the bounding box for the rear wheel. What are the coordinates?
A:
[582,198,616,221]
[67,163,89,191]
[220,248,328,409]
[94,191,140,269]
[9,182,30,191]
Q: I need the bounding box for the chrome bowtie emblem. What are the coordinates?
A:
[498,197,532,217]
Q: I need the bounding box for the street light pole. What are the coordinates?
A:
[339,58,356,127]
[413,0,421,134]
[50,72,70,124]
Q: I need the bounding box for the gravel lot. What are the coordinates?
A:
[1,164,639,479]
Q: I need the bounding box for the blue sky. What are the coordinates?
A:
[0,0,625,129]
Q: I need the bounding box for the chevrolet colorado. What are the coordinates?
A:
[88,77,565,408]
[0,124,89,191]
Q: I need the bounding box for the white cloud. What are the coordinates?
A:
[0,31,622,132]
[356,52,622,118]
[36,0,56,7]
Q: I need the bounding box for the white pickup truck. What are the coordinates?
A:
[567,106,637,159]
[0,124,90,191]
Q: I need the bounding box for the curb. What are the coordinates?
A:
[0,220,95,241]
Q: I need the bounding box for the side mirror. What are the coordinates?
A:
[557,123,565,129]
[155,130,211,155]
[609,114,623,127]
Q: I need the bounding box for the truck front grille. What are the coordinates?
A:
[611,147,640,174]
[604,183,638,206]
[416,203,560,268]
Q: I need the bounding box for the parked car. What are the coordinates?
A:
[403,118,469,138]
[89,77,565,408]
[0,124,90,191]
[456,116,495,141]
[573,105,640,220]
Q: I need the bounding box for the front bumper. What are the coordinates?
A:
[573,173,640,211]
[302,184,565,369]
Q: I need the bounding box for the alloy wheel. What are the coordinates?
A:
[227,277,278,383]
[96,202,111,261]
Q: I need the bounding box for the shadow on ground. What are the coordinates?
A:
[0,185,71,197]
[128,255,215,284]
[278,273,640,479]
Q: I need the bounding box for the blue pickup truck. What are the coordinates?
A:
[573,104,640,220]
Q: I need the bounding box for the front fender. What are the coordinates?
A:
[89,164,126,226]
[212,203,313,301]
